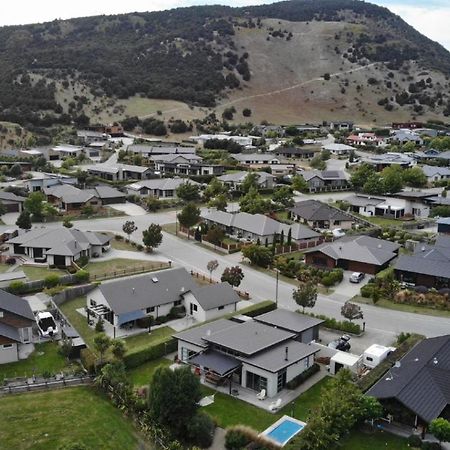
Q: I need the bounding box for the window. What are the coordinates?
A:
[0,311,3,318]
[246,371,267,392]
[277,370,287,392]
[190,303,198,312]
[146,306,155,314]
[3,344,13,349]
[366,357,373,362]
[218,306,224,310]
[90,299,96,307]
[304,356,310,369]
[174,300,182,307]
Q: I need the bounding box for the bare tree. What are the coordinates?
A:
[207,260,219,282]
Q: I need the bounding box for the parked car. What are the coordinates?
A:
[328,335,351,352]
[332,228,346,238]
[36,312,58,337]
[350,272,365,283]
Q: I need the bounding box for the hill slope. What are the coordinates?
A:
[1,0,450,129]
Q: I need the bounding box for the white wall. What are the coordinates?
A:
[177,340,205,362]
[241,363,279,398]
[0,343,18,364]
[184,293,206,322]
[204,303,236,321]
[286,355,312,381]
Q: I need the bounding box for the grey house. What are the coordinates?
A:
[217,171,276,191]
[300,170,349,192]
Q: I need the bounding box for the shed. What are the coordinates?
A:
[329,351,361,375]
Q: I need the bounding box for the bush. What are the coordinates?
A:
[306,312,361,334]
[95,319,104,332]
[44,285,66,296]
[80,348,97,374]
[8,280,27,294]
[154,315,168,325]
[170,306,186,318]
[136,316,154,328]
[361,284,377,298]
[76,256,89,267]
[136,244,144,251]
[44,274,61,288]
[407,435,422,448]
[74,270,90,284]
[225,429,251,449]
[286,363,320,389]
[115,234,124,241]
[123,338,177,369]
[186,412,215,448]
[225,426,278,450]
[422,443,441,450]
[321,275,334,287]
[244,302,277,318]
[5,257,16,265]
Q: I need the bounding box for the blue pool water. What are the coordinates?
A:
[266,419,304,445]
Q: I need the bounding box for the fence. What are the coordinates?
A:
[89,262,170,282]
[52,283,98,306]
[190,270,250,300]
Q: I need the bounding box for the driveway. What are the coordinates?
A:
[331,271,370,302]
[108,202,147,216]
[2,212,19,225]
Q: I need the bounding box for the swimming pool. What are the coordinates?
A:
[261,415,306,446]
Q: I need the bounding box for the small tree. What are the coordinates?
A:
[146,196,162,212]
[341,301,364,322]
[242,244,273,268]
[207,260,219,281]
[122,220,138,241]
[16,210,32,230]
[81,205,94,216]
[292,174,309,193]
[429,418,450,444]
[177,203,200,239]
[205,226,225,247]
[176,182,200,202]
[142,223,163,252]
[93,333,111,365]
[287,228,292,246]
[63,218,73,228]
[207,193,228,211]
[24,191,46,221]
[293,282,317,312]
[221,266,244,287]
[111,339,127,360]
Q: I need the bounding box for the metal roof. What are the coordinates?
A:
[189,350,241,376]
[186,282,240,311]
[0,289,34,321]
[173,319,237,347]
[289,199,353,222]
[254,309,324,334]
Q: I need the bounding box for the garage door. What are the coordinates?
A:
[4,203,19,213]
[53,255,67,267]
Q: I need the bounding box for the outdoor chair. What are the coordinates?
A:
[256,389,266,401]
[269,398,282,411]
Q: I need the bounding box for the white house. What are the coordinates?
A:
[126,178,200,199]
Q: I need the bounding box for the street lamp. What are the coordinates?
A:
[275,268,280,306]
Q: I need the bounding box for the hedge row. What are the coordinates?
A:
[286,363,320,390]
[306,312,361,334]
[242,301,277,318]
[123,338,177,369]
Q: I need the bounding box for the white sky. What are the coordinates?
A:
[1,1,449,51]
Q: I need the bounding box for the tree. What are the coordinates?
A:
[429,418,450,444]
[341,301,364,322]
[403,166,427,187]
[148,366,202,438]
[208,193,228,211]
[221,266,244,287]
[287,228,292,246]
[16,210,31,230]
[9,163,22,177]
[292,174,309,193]
[43,203,58,220]
[363,173,385,195]
[111,339,126,360]
[310,155,326,170]
[177,203,200,238]
[241,172,259,193]
[203,177,226,200]
[242,244,273,268]
[146,196,162,212]
[351,163,375,190]
[205,226,225,247]
[63,218,73,228]
[292,282,317,312]
[242,108,252,117]
[142,223,163,251]
[381,165,404,193]
[122,220,138,241]
[273,185,294,208]
[176,182,200,202]
[239,187,271,214]
[93,333,111,365]
[207,260,219,281]
[24,191,46,221]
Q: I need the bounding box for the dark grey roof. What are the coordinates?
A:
[0,321,21,342]
[301,170,348,182]
[203,320,295,356]
[289,199,353,222]
[367,335,450,422]
[0,191,26,202]
[275,147,316,155]
[187,283,240,311]
[240,340,319,372]
[98,268,197,315]
[254,309,324,334]
[344,194,386,207]
[128,145,196,155]
[94,186,126,199]
[173,319,237,347]
[189,350,241,376]
[0,289,34,321]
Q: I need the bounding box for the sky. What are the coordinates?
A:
[1,1,449,51]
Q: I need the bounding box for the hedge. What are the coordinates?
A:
[286,363,320,390]
[242,301,277,318]
[124,338,177,369]
[305,312,361,334]
[357,333,424,392]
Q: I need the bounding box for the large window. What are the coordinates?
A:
[246,370,267,392]
[277,370,287,392]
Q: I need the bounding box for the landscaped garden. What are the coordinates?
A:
[18,265,66,281]
[0,387,141,450]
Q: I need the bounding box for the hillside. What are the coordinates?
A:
[1,0,450,130]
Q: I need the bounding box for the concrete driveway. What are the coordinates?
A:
[2,212,20,225]
[108,202,147,216]
[331,271,371,302]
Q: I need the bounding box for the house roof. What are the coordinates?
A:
[0,289,34,321]
[363,152,414,165]
[344,194,386,207]
[274,147,316,155]
[93,186,126,199]
[189,350,241,377]
[98,268,197,315]
[127,178,199,192]
[128,145,196,155]
[254,309,324,334]
[0,321,21,342]
[203,320,295,356]
[150,154,203,163]
[300,170,348,182]
[0,191,26,202]
[241,340,319,372]
[421,165,450,178]
[86,163,151,174]
[186,282,240,311]
[367,335,450,423]
[305,235,400,266]
[45,184,124,204]
[289,199,353,222]
[231,153,282,163]
[218,171,276,184]
[322,143,355,152]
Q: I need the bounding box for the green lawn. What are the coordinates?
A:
[340,429,410,450]
[202,376,331,431]
[0,263,11,273]
[0,342,76,382]
[85,258,168,279]
[19,265,66,281]
[125,327,175,355]
[0,387,141,450]
[109,235,138,251]
[127,357,172,386]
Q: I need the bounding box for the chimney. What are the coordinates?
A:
[285,346,289,361]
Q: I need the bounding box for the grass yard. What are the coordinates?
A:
[85,258,169,279]
[0,263,11,273]
[339,429,410,450]
[19,265,66,281]
[127,357,172,386]
[0,342,75,382]
[0,387,141,450]
[202,376,332,431]
[109,235,138,251]
[125,327,175,355]
[353,295,450,318]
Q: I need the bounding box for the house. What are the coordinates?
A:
[77,130,108,144]
[289,199,355,230]
[299,170,349,192]
[86,163,152,181]
[86,268,240,331]
[231,153,284,166]
[7,227,111,267]
[151,155,224,177]
[127,145,196,158]
[51,144,85,159]
[437,218,450,234]
[126,178,200,199]
[24,174,78,192]
[304,235,400,274]
[421,165,450,184]
[394,235,450,288]
[269,164,296,176]
[328,121,353,131]
[218,171,276,191]
[322,143,355,155]
[191,134,256,147]
[346,133,387,148]
[86,124,124,137]
[272,147,317,159]
[0,289,34,364]
[389,130,423,146]
[174,309,321,398]
[362,153,416,171]
[392,122,423,130]
[367,335,450,426]
[201,210,322,247]
[0,191,25,212]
